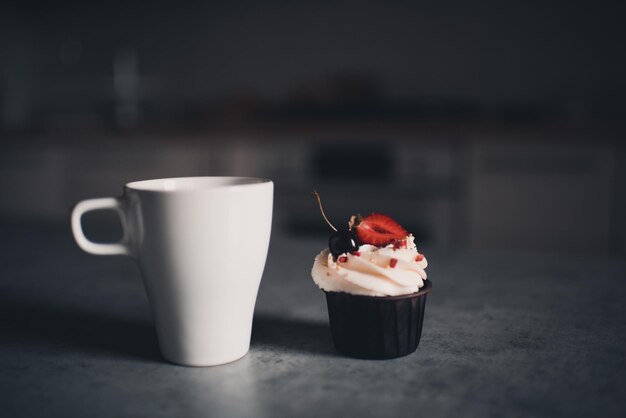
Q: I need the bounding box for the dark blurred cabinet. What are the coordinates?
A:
[467,139,616,256]
[0,130,622,257]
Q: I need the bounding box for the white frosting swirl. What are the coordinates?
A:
[311,235,428,297]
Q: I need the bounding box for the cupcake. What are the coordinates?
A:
[311,192,431,359]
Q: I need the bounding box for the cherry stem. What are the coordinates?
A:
[313,191,338,232]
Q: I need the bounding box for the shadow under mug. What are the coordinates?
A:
[71,177,273,366]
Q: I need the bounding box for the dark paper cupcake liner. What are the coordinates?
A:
[324,280,432,359]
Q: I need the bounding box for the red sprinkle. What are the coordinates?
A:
[390,258,398,268]
[392,239,408,250]
[351,251,361,256]
[338,256,348,263]
[415,254,424,262]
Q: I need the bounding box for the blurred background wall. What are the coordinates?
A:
[1,0,625,257]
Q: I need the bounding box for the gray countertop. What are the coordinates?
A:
[1,221,625,418]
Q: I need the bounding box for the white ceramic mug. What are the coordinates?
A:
[71,177,273,366]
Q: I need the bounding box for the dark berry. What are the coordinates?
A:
[329,231,360,258]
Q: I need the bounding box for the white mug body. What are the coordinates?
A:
[72,177,273,366]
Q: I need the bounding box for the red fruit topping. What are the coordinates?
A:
[351,251,361,257]
[415,254,424,262]
[338,256,348,263]
[355,213,408,246]
[389,258,398,268]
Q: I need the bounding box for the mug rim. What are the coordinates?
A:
[124,176,272,193]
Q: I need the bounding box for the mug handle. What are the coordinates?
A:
[71,197,132,256]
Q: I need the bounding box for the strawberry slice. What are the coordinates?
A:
[354,213,407,246]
